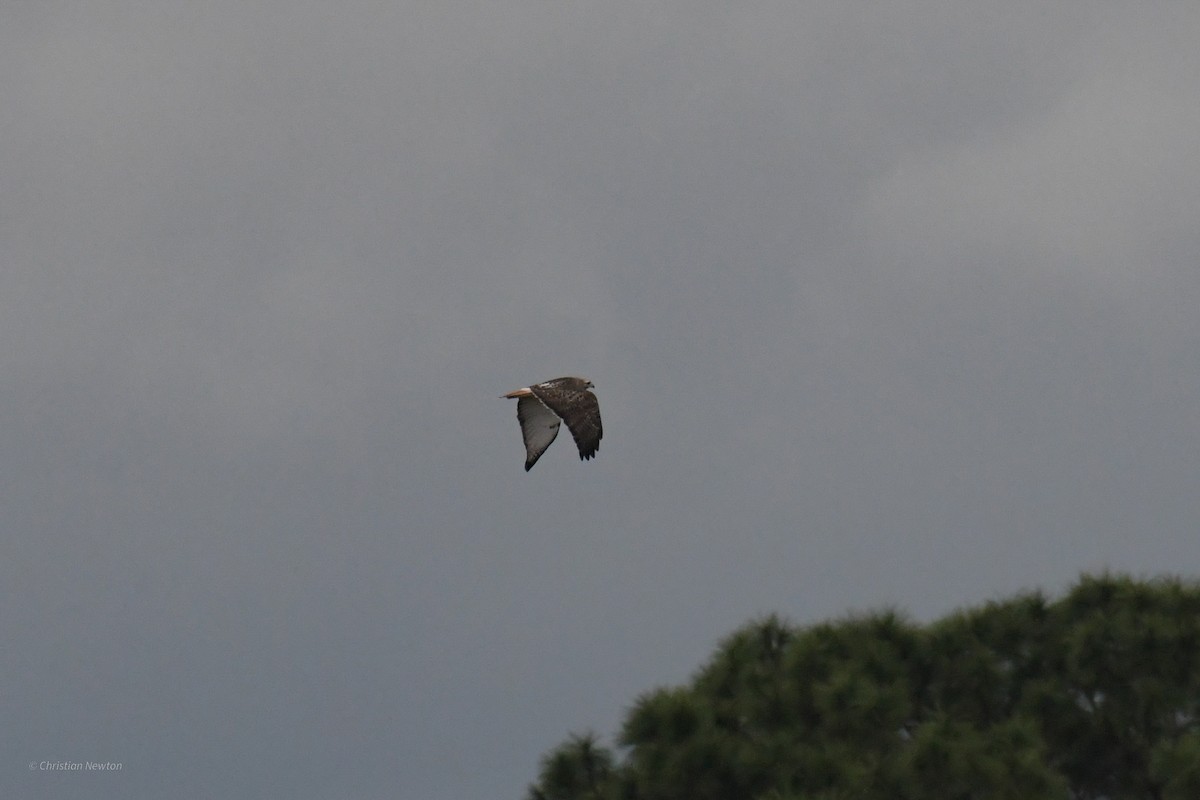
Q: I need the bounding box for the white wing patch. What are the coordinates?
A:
[516,395,561,471]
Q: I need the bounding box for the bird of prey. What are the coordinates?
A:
[501,376,602,471]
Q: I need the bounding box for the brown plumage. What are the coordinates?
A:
[501,376,603,471]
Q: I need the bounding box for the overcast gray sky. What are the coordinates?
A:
[4,2,1199,798]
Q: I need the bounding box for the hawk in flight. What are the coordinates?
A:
[502,376,602,471]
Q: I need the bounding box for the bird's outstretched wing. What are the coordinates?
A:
[515,395,561,471]
[531,383,602,461]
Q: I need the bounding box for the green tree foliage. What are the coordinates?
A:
[529,733,615,800]
[526,573,1200,800]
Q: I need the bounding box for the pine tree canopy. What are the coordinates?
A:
[527,573,1200,800]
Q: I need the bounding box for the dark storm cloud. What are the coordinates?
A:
[3,3,1198,798]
